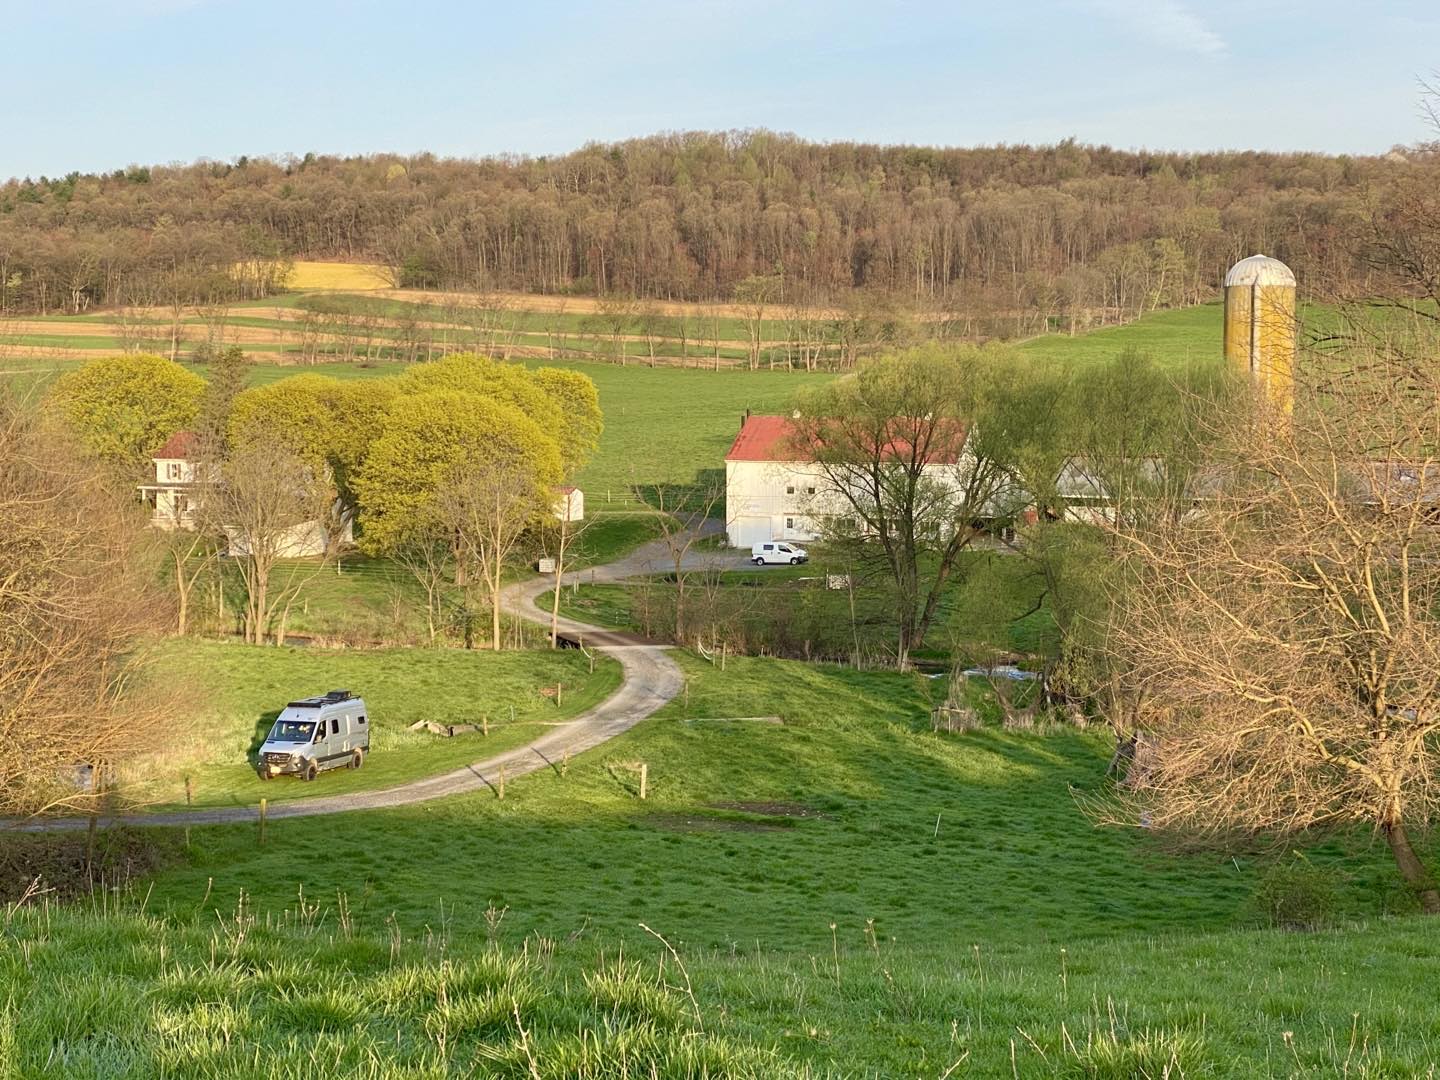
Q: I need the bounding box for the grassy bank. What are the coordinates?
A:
[122,640,622,810]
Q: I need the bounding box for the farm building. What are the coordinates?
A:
[137,430,207,530]
[136,431,349,557]
[723,414,981,548]
[553,486,584,523]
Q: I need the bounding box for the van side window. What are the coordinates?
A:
[763,544,773,551]
[330,717,340,736]
[357,715,367,726]
[312,723,324,743]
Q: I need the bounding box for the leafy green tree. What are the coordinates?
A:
[533,366,603,474]
[355,390,562,649]
[195,345,250,455]
[47,354,205,476]
[793,344,1025,667]
[229,374,397,537]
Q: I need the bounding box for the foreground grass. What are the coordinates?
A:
[126,641,621,810]
[6,902,1440,1077]
[9,652,1439,1075]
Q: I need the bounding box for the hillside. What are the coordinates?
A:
[7,654,1435,1076]
[2,133,1432,320]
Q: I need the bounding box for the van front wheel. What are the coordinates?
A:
[752,556,764,565]
[350,749,364,771]
[790,556,801,565]
[303,761,318,782]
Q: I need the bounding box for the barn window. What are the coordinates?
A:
[785,484,795,495]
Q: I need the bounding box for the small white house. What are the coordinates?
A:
[138,431,207,529]
[137,430,347,557]
[553,486,584,523]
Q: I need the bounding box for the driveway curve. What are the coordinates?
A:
[6,528,721,832]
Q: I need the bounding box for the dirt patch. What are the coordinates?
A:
[0,828,181,904]
[710,800,827,819]
[644,812,793,833]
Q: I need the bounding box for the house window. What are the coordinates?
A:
[173,494,189,515]
[805,485,816,495]
[166,462,182,480]
[785,517,795,530]
[785,484,795,495]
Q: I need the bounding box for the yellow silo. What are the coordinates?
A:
[1223,254,1297,411]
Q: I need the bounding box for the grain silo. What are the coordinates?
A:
[1223,254,1297,410]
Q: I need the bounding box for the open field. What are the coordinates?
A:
[8,651,1436,1075]
[120,641,621,810]
[283,260,392,290]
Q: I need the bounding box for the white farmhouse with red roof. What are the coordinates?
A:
[724,414,841,548]
[136,430,344,557]
[137,430,207,529]
[724,412,1001,549]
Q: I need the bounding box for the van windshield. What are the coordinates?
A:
[270,719,319,742]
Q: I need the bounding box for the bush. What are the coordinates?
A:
[1252,853,1339,930]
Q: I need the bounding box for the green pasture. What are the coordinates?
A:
[11,650,1433,1075]
[123,640,621,810]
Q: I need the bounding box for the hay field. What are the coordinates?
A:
[284,260,392,290]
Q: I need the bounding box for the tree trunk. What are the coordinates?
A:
[1384,819,1440,914]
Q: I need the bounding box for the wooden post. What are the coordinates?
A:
[185,776,193,847]
[510,704,515,724]
[556,682,563,707]
[721,643,727,671]
[638,763,648,801]
[482,714,489,736]
[498,765,506,801]
[258,798,268,845]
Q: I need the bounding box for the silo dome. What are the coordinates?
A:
[1224,254,1296,288]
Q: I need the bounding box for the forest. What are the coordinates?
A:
[1,130,1435,321]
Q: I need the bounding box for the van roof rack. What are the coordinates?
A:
[286,689,358,709]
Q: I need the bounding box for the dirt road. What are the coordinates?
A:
[4,534,735,831]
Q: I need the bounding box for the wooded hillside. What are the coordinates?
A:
[2,131,1434,318]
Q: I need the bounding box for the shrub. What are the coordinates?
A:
[1252,853,1340,930]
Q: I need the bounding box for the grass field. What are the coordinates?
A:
[9,651,1437,1075]
[121,640,621,810]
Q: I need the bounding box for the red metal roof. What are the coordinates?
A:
[153,431,200,459]
[724,415,965,464]
[725,415,802,462]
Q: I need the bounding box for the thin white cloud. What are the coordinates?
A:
[1080,0,1227,57]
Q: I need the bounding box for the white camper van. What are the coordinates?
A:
[256,689,369,781]
[751,541,808,566]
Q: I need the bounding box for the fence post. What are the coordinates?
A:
[639,763,648,801]
[498,765,506,801]
[258,798,268,845]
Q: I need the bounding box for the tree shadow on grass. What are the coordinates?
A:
[246,709,283,766]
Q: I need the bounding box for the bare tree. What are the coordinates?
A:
[0,395,173,818]
[540,492,595,648]
[204,440,332,645]
[1102,340,1440,913]
[439,459,548,651]
[391,524,455,646]
[638,482,725,642]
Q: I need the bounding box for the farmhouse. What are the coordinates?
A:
[137,430,205,530]
[136,431,348,557]
[723,414,981,548]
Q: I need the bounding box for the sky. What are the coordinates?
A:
[1,0,1436,180]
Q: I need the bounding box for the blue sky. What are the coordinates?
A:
[2,0,1436,179]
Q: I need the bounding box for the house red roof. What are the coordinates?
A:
[153,431,200,460]
[725,415,802,462]
[724,415,966,464]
